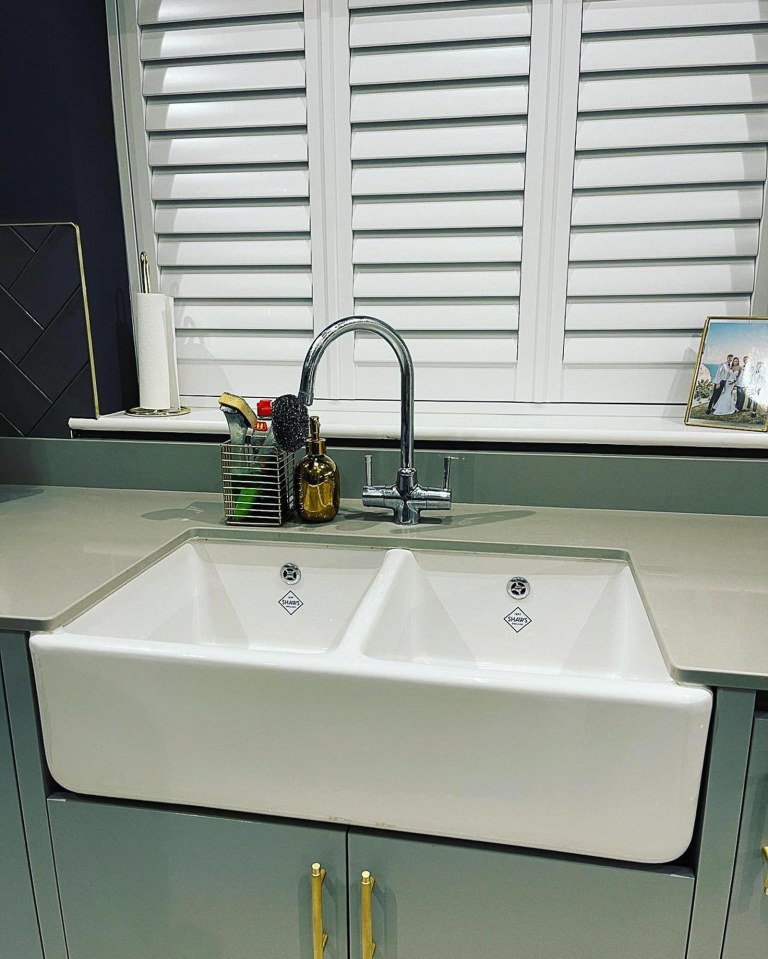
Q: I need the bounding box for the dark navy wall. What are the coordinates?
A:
[0,0,138,433]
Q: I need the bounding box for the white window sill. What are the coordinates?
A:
[70,401,768,450]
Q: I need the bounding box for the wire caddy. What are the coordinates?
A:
[221,440,295,526]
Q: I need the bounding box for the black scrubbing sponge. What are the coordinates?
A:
[272,394,310,452]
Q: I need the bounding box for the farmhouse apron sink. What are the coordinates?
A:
[31,538,712,864]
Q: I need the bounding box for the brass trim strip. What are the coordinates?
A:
[311,862,328,959]
[361,870,376,959]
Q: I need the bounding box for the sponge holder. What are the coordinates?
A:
[221,441,295,526]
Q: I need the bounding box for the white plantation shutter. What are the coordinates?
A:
[562,0,768,404]
[132,0,316,398]
[348,1,529,401]
[109,0,768,433]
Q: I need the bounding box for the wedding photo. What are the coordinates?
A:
[685,317,768,432]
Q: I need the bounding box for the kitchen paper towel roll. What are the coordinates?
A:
[133,292,181,410]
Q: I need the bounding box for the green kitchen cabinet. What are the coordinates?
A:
[47,795,347,959]
[722,712,768,959]
[48,791,696,959]
[348,829,694,959]
[0,660,44,959]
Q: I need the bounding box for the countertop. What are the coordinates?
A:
[1,484,767,689]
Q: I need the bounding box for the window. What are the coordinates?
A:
[108,0,768,433]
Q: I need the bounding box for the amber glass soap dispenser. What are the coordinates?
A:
[295,416,340,522]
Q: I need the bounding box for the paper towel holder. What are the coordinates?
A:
[127,251,190,417]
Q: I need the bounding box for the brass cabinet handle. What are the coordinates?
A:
[311,863,329,958]
[762,847,768,896]
[361,870,376,959]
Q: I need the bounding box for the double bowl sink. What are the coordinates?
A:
[31,538,712,864]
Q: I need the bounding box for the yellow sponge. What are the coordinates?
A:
[219,392,258,429]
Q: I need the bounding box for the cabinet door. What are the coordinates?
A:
[349,830,693,959]
[0,666,43,959]
[722,712,768,959]
[48,795,346,959]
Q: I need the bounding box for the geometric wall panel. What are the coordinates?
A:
[0,223,97,437]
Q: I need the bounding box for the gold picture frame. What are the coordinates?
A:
[684,316,768,432]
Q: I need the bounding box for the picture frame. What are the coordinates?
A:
[684,316,768,432]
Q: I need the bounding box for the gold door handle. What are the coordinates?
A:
[311,863,328,958]
[762,847,768,895]
[361,870,376,959]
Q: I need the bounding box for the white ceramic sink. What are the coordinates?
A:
[31,539,712,864]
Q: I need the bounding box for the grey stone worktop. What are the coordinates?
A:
[1,483,766,689]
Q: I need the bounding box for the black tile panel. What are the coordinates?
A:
[0,409,22,437]
[29,365,94,437]
[0,228,34,287]
[20,290,89,400]
[0,286,41,363]
[10,225,80,326]
[0,350,51,433]
[13,225,54,250]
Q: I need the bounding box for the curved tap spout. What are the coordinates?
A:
[298,315,414,470]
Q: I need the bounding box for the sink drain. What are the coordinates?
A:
[280,563,301,585]
[506,577,530,600]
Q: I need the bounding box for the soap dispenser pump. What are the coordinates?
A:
[295,416,340,522]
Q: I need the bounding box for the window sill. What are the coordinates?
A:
[70,402,768,450]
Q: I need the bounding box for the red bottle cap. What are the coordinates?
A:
[257,399,273,418]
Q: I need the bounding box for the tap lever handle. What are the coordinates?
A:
[442,456,456,491]
[364,454,373,487]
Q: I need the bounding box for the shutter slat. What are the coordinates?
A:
[148,132,308,167]
[161,270,313,298]
[579,72,768,113]
[349,5,531,47]
[173,301,313,330]
[581,31,768,73]
[582,0,768,33]
[350,45,529,86]
[568,262,755,297]
[143,59,305,97]
[354,233,522,265]
[138,0,302,25]
[564,333,702,365]
[569,225,759,262]
[351,122,526,161]
[562,365,696,403]
[351,83,528,124]
[354,197,524,230]
[577,111,768,152]
[155,203,311,234]
[350,0,476,6]
[145,95,307,132]
[566,296,751,331]
[571,187,765,226]
[574,149,767,189]
[354,268,520,298]
[158,237,312,267]
[176,333,312,362]
[356,334,517,365]
[352,300,519,331]
[352,159,525,195]
[141,20,304,61]
[152,169,309,200]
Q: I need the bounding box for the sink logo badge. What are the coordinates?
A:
[504,607,532,633]
[279,591,304,615]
